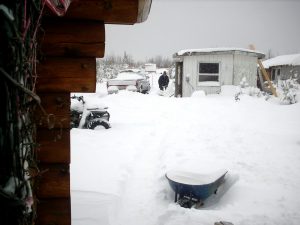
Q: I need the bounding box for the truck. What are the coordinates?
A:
[107,70,151,94]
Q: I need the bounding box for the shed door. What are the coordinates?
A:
[175,62,183,97]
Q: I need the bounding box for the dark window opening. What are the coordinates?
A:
[198,62,219,82]
[199,63,219,74]
[271,69,276,80]
[199,75,219,82]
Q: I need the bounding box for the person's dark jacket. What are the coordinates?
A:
[158,73,169,90]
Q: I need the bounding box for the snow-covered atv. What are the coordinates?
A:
[71,95,111,129]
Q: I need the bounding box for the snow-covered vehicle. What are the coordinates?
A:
[71,95,111,129]
[107,70,150,94]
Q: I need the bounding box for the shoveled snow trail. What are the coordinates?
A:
[111,98,178,225]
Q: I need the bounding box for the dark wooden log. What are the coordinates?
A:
[63,0,138,24]
[36,92,70,129]
[37,128,70,164]
[37,57,96,92]
[43,42,105,58]
[41,20,105,57]
[44,0,151,24]
[37,164,70,198]
[36,198,71,225]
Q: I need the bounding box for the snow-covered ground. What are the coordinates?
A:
[71,73,300,225]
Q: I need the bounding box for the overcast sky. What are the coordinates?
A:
[105,0,300,61]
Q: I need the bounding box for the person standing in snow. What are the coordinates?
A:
[158,71,169,91]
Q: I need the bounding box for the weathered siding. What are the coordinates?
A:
[182,54,233,96]
[233,54,257,86]
[181,53,258,96]
[182,56,196,97]
[270,65,300,81]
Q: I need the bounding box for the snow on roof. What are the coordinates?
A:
[114,72,144,80]
[120,69,141,73]
[174,47,265,59]
[262,53,300,69]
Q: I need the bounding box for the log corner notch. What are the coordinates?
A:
[137,0,153,23]
[35,1,152,225]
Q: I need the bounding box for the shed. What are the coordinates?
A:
[262,53,300,83]
[145,63,157,73]
[173,48,265,97]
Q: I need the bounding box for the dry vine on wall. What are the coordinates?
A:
[0,1,45,224]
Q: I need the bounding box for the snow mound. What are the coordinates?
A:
[107,86,119,94]
[166,169,227,185]
[191,90,206,98]
[220,85,240,96]
[71,81,300,225]
[126,85,137,92]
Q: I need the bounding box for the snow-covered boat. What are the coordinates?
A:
[166,170,227,207]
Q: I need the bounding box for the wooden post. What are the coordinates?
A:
[257,60,278,97]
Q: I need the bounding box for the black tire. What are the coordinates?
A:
[177,198,193,208]
[139,85,143,93]
[70,122,77,129]
[87,119,111,129]
[139,87,148,94]
[103,112,110,121]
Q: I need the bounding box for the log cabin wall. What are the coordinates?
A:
[35,1,152,224]
[36,18,104,225]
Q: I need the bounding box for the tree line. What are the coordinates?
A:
[96,52,174,82]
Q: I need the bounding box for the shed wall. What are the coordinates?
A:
[270,65,300,81]
[181,53,258,96]
[233,54,258,86]
[182,54,233,97]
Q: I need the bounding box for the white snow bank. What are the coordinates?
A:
[191,90,206,98]
[71,84,300,225]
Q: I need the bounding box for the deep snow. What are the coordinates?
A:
[71,73,300,225]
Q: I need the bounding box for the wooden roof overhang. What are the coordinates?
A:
[46,0,152,24]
